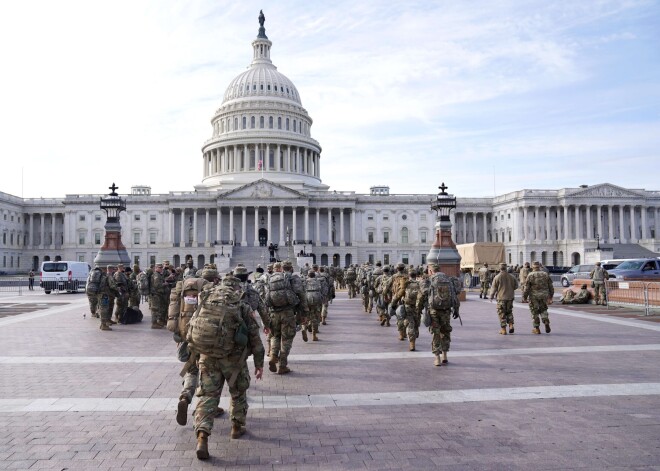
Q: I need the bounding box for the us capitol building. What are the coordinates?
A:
[1,16,659,274]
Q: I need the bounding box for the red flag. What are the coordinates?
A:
[257,159,263,170]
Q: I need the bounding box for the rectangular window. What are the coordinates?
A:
[10,216,14,221]
[383,254,390,265]
[78,255,85,262]
[368,232,374,243]
[150,255,156,267]
[421,254,426,265]
[367,215,374,221]
[421,231,427,244]
[134,214,141,221]
[133,233,140,244]
[383,216,389,221]
[383,231,389,243]
[2,256,5,267]
[402,254,409,265]
[150,232,157,245]
[95,214,101,221]
[94,233,101,245]
[402,231,408,244]
[150,214,157,221]
[79,234,85,245]
[421,214,427,221]
[79,215,85,222]
[368,254,375,264]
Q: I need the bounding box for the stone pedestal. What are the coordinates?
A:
[427,218,461,277]
[94,220,130,266]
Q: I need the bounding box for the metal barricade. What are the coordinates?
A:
[0,276,28,295]
[605,280,660,316]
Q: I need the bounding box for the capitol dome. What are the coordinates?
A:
[198,12,326,193]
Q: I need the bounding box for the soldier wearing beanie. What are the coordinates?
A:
[523,261,554,334]
[489,262,518,335]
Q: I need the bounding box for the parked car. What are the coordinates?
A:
[39,261,90,294]
[600,259,627,271]
[560,264,595,287]
[607,259,660,280]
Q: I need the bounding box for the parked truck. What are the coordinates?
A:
[456,242,505,288]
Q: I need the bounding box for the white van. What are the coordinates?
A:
[39,261,91,294]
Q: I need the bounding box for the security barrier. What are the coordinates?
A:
[605,280,660,316]
[0,276,86,295]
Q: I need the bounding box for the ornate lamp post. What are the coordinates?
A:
[93,183,130,266]
[426,182,461,277]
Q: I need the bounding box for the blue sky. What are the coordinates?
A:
[0,0,658,198]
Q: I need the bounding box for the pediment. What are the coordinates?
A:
[219,179,306,200]
[569,184,643,198]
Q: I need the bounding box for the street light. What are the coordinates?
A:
[430,182,457,221]
[595,233,601,250]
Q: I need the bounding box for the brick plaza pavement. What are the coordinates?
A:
[1,289,660,470]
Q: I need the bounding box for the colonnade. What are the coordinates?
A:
[19,213,63,248]
[203,144,320,179]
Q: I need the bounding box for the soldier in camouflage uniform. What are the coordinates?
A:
[374,266,392,326]
[98,265,120,331]
[127,265,141,307]
[489,263,518,334]
[519,262,531,302]
[416,264,459,366]
[478,263,492,299]
[589,262,609,305]
[192,277,265,460]
[385,263,410,340]
[304,271,323,341]
[267,261,309,374]
[345,265,357,299]
[392,268,421,351]
[318,266,334,325]
[523,261,554,334]
[183,259,197,278]
[86,265,102,318]
[149,264,169,329]
[113,264,129,323]
[358,263,374,313]
[233,264,270,331]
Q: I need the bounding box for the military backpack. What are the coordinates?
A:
[137,271,150,297]
[429,275,458,311]
[86,269,103,294]
[305,277,324,308]
[266,272,299,308]
[404,280,421,306]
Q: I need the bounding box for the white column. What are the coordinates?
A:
[304,207,309,242]
[655,207,659,240]
[228,207,234,244]
[340,208,345,246]
[608,206,613,242]
[575,205,580,240]
[316,154,320,178]
[267,206,272,244]
[641,206,648,240]
[523,208,529,241]
[563,205,569,240]
[597,206,603,242]
[286,146,291,172]
[202,154,206,178]
[243,145,248,171]
[276,145,281,171]
[544,207,550,241]
[350,209,356,246]
[619,205,626,243]
[471,213,477,243]
[216,208,222,243]
[534,207,540,241]
[241,207,247,246]
[205,209,210,246]
[586,205,592,239]
[292,207,297,242]
[327,208,333,245]
[315,208,321,246]
[265,144,270,171]
[192,210,198,246]
[279,207,285,246]
[254,206,259,246]
[482,213,488,243]
[51,214,56,247]
[180,209,186,246]
[169,210,175,244]
[630,205,637,241]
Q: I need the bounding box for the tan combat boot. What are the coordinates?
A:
[544,320,551,333]
[100,322,112,331]
[499,327,507,335]
[532,327,541,334]
[434,355,441,366]
[441,352,448,364]
[301,328,308,342]
[230,423,246,439]
[151,323,163,329]
[399,332,405,341]
[380,316,386,326]
[196,431,209,460]
[277,365,291,375]
[508,323,514,334]
[176,397,189,426]
[312,332,319,341]
[409,340,415,351]
[268,354,278,373]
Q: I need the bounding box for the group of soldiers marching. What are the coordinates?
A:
[84,263,143,330]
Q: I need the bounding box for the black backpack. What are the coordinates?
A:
[121,307,143,324]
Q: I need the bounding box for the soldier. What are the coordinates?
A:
[318,266,334,324]
[590,262,609,305]
[519,262,531,302]
[359,263,374,313]
[266,261,309,374]
[374,265,392,326]
[416,264,459,366]
[304,271,324,341]
[149,263,169,329]
[559,288,577,304]
[85,264,103,318]
[98,265,120,331]
[385,263,410,340]
[523,261,554,334]
[233,264,270,331]
[345,265,357,299]
[183,259,197,278]
[127,265,141,308]
[113,264,129,323]
[561,284,592,304]
[189,277,265,460]
[391,268,421,351]
[478,263,492,299]
[489,262,519,335]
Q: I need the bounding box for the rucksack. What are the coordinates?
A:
[86,269,102,294]
[404,280,421,306]
[242,286,261,311]
[346,268,356,282]
[266,272,299,308]
[305,278,324,307]
[137,271,150,296]
[179,278,206,339]
[186,285,246,357]
[121,307,143,324]
[429,275,458,311]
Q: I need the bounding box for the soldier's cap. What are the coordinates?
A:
[499,263,507,270]
[202,268,218,281]
[257,264,262,269]
[273,262,282,269]
[124,267,132,273]
[155,263,163,268]
[484,263,489,267]
[376,261,382,267]
[428,263,440,271]
[256,267,264,273]
[233,264,249,276]
[408,268,417,275]
[133,264,139,271]
[595,262,601,266]
[581,284,588,289]
[282,260,293,270]
[117,263,124,268]
[196,269,204,276]
[396,262,405,270]
[383,267,390,273]
[308,271,316,277]
[524,262,530,267]
[532,261,541,267]
[163,260,170,265]
[267,263,274,270]
[319,266,326,272]
[107,264,116,270]
[221,274,241,288]
[312,264,319,269]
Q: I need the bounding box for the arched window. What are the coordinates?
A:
[269,116,273,128]
[293,120,297,132]
[234,117,238,130]
[277,117,282,129]
[250,116,255,128]
[220,121,224,133]
[401,227,409,244]
[242,116,246,129]
[259,116,264,128]
[286,118,290,130]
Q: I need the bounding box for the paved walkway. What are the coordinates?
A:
[1,290,659,470]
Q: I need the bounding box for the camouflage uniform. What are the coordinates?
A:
[478,264,492,299]
[519,263,531,302]
[85,267,102,318]
[304,272,323,338]
[128,266,141,307]
[345,266,357,299]
[523,262,554,333]
[97,266,119,330]
[192,282,265,452]
[268,262,309,373]
[318,267,334,323]
[417,269,458,365]
[392,269,421,350]
[386,264,410,340]
[113,265,129,323]
[374,267,392,326]
[358,265,374,313]
[490,263,518,334]
[589,263,608,305]
[149,265,169,328]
